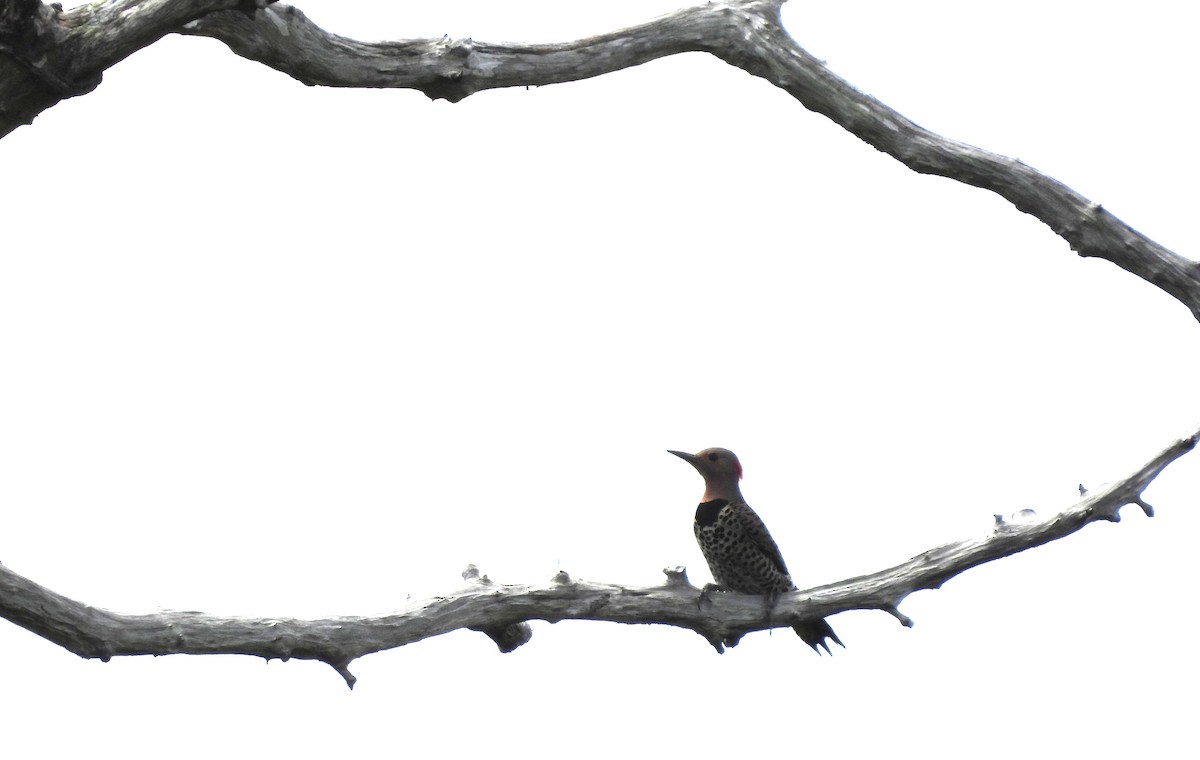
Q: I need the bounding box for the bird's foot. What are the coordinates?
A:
[761,590,783,624]
[698,583,726,609]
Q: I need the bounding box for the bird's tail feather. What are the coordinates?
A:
[794,618,844,656]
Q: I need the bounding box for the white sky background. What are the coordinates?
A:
[2,0,1197,756]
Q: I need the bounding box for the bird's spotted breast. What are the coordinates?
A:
[692,500,794,594]
[695,499,728,527]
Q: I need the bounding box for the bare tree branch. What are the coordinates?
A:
[0,0,272,137]
[177,2,734,99]
[4,2,1196,318]
[3,427,1194,688]
[179,1,1200,320]
[3,0,1196,690]
[710,7,1200,322]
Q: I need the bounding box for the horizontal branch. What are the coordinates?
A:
[177,2,736,98]
[2,427,1194,688]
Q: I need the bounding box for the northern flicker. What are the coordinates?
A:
[669,447,844,654]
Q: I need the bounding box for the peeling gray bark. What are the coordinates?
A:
[1,428,1194,688]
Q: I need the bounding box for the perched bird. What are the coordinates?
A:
[669,447,844,654]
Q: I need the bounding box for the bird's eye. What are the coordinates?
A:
[708,453,719,462]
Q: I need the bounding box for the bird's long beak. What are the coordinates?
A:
[667,449,701,469]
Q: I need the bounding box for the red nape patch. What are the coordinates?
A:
[736,461,743,480]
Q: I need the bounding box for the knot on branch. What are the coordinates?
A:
[236,0,278,19]
[462,564,492,585]
[434,35,475,59]
[662,566,693,587]
[993,508,1039,532]
[420,36,478,102]
[473,622,533,653]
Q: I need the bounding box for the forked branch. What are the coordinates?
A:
[2,428,1194,688]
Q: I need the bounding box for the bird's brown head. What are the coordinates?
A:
[668,447,744,502]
